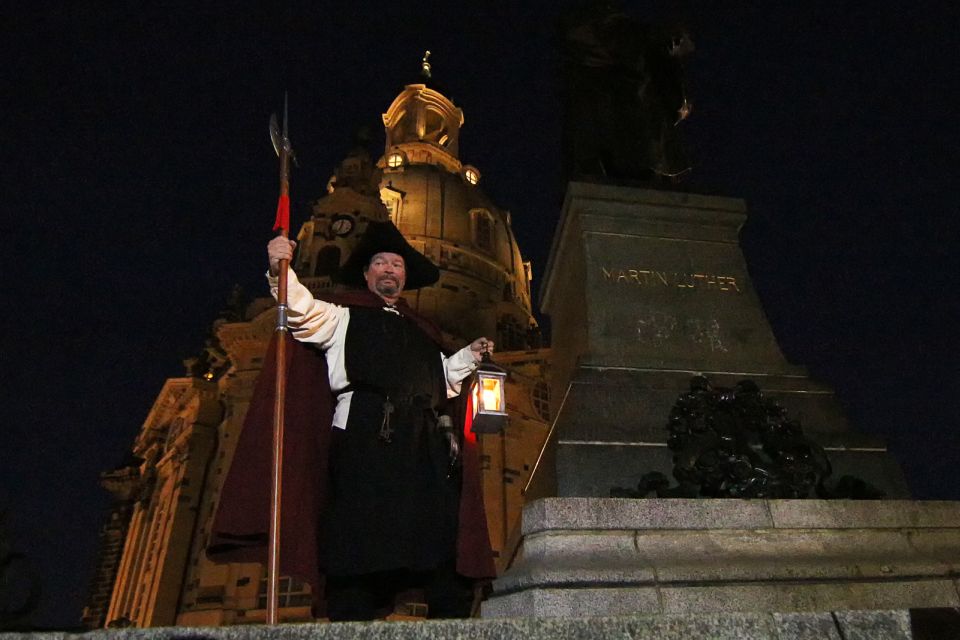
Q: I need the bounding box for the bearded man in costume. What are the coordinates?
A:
[209,222,496,621]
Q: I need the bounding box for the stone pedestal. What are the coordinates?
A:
[482,497,960,636]
[477,182,954,639]
[529,182,907,500]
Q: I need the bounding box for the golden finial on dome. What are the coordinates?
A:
[421,50,432,79]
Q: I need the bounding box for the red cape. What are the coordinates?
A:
[208,290,495,611]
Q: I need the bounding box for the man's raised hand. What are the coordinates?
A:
[268,236,297,276]
[468,337,495,362]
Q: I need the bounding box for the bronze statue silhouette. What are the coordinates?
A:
[560,1,694,184]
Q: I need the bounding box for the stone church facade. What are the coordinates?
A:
[82,79,551,628]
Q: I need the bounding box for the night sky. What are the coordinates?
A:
[2,1,958,629]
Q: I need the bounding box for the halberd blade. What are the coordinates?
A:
[269,113,282,157]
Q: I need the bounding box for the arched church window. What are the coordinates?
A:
[380,187,404,224]
[164,418,186,453]
[423,107,449,146]
[393,109,412,142]
[472,209,494,253]
[257,576,312,609]
[532,382,551,422]
[313,245,341,277]
[463,165,481,185]
[497,314,525,351]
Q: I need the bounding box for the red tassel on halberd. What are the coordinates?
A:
[273,194,290,232]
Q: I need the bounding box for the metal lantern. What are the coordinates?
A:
[470,353,508,434]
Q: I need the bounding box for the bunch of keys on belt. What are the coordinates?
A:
[378,396,395,442]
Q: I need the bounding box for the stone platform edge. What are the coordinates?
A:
[521,497,960,535]
[0,610,913,640]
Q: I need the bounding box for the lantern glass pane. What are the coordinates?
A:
[480,377,502,412]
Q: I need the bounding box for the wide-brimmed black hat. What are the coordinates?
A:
[337,221,440,290]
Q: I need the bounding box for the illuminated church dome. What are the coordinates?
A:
[375,68,537,351]
[291,58,537,351]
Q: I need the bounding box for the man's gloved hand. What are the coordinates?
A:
[438,415,460,469]
[444,431,460,464]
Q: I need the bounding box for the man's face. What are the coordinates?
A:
[363,252,406,300]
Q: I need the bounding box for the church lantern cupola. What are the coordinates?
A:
[381,53,464,174]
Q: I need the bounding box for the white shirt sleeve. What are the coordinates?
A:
[267,267,347,350]
[268,268,353,429]
[443,346,480,398]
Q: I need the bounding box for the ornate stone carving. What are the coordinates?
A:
[612,376,885,499]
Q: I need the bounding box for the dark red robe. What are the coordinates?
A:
[207,290,495,613]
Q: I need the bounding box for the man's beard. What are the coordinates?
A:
[375,277,401,297]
